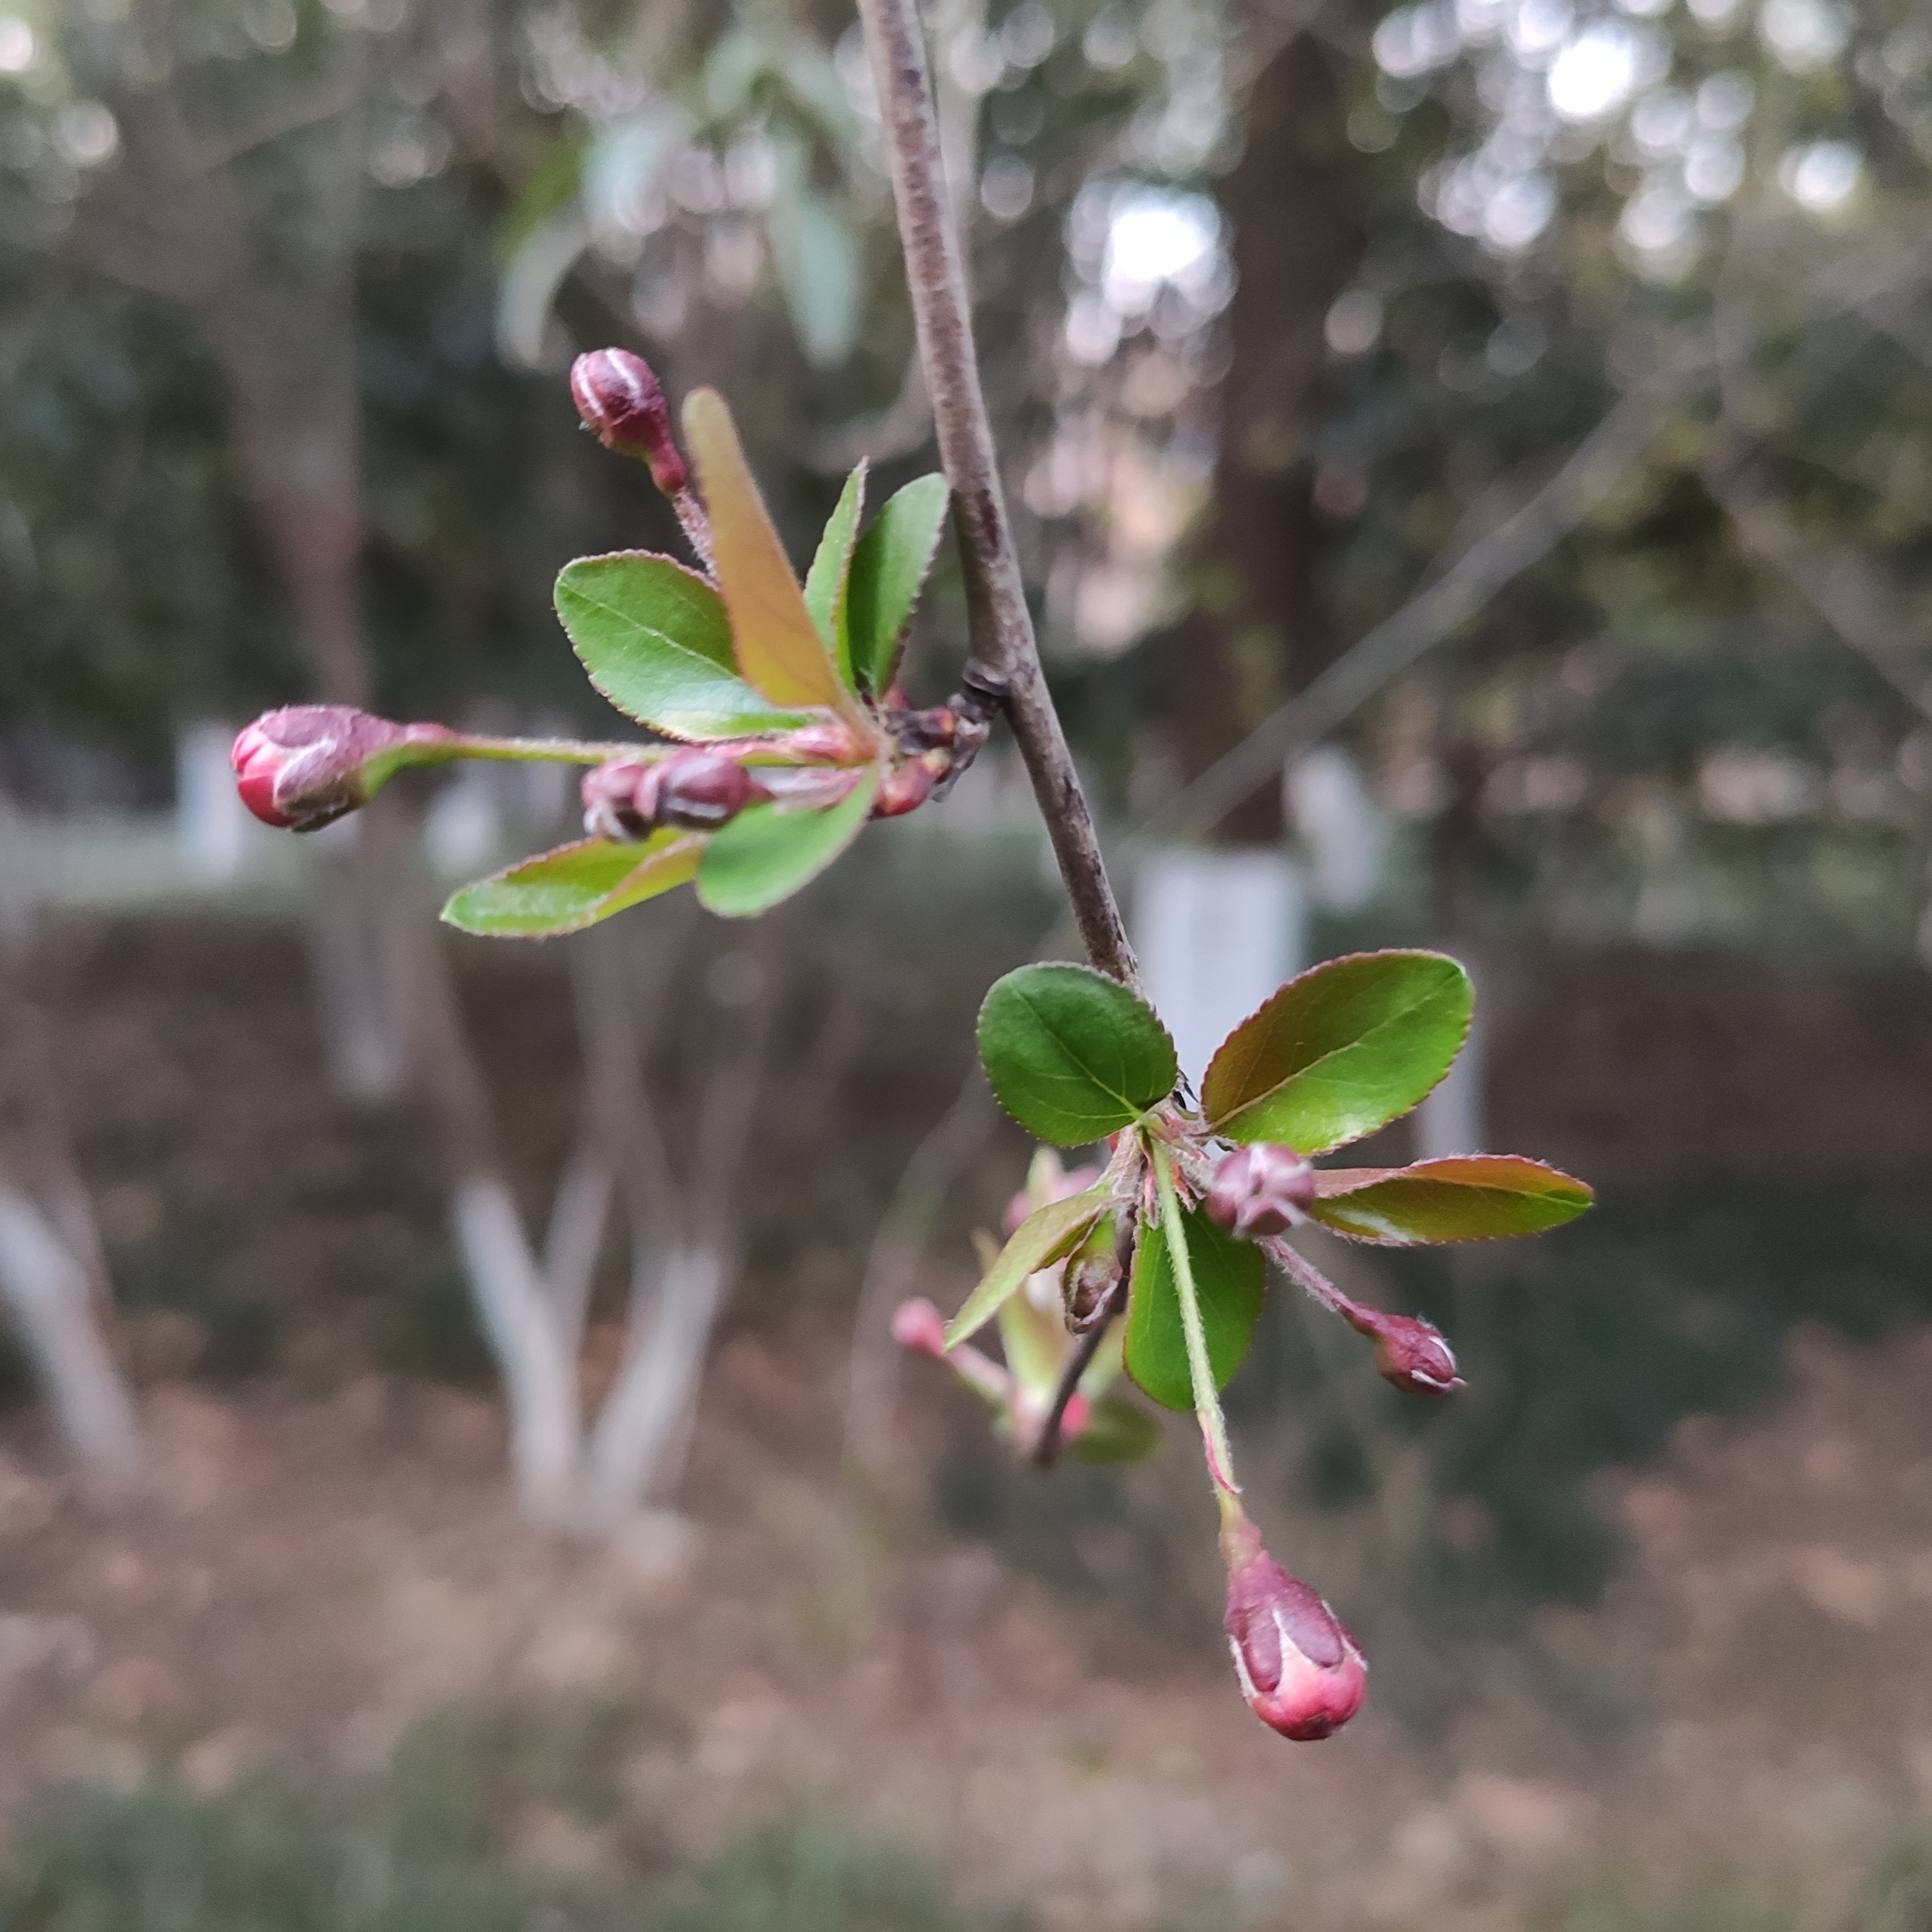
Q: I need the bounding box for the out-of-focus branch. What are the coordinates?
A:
[1166,373,1690,835]
[1701,437,1932,730]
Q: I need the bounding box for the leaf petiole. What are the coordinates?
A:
[1151,1142,1242,1520]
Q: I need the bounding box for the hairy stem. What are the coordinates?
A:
[857,0,1138,989]
[1153,1147,1240,1515]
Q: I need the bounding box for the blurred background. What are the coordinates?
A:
[2,0,1931,1925]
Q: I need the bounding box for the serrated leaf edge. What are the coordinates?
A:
[1202,948,1474,1151]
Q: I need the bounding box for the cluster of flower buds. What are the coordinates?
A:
[874,695,993,820]
[581,748,769,842]
[231,706,456,833]
[1220,1512,1368,1741]
[1205,1143,1317,1239]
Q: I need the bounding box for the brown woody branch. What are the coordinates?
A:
[857,0,1139,991]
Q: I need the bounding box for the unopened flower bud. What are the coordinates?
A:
[582,750,762,842]
[1221,1515,1367,1741]
[231,706,454,833]
[1206,1144,1317,1240]
[873,758,938,820]
[1063,1209,1133,1332]
[570,348,688,496]
[1365,1312,1463,1396]
[891,1297,949,1360]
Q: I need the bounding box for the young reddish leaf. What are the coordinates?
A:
[555,552,808,741]
[804,463,866,688]
[976,963,1178,1147]
[845,473,951,697]
[1124,1202,1265,1413]
[1070,1390,1165,1464]
[441,832,701,938]
[1306,1157,1594,1245]
[1202,951,1473,1155]
[943,1188,1111,1349]
[682,388,851,715]
[694,766,879,917]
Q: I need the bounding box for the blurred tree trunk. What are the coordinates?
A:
[1166,29,1363,844]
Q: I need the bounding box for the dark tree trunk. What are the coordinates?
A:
[1168,32,1363,843]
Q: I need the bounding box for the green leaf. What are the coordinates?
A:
[976,963,1178,1147]
[1070,1391,1165,1464]
[695,768,880,918]
[805,464,866,688]
[1307,1157,1594,1245]
[942,1189,1110,1350]
[555,552,807,741]
[683,388,852,715]
[846,475,950,696]
[1202,950,1473,1155]
[1123,1203,1265,1414]
[442,833,701,938]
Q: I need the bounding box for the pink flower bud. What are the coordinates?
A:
[891,1298,949,1360]
[1205,1144,1317,1240]
[570,348,689,497]
[581,750,762,841]
[873,759,937,820]
[231,706,453,833]
[1221,1517,1367,1741]
[1367,1312,1463,1396]
[657,748,759,828]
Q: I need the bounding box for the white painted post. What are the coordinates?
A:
[1133,849,1307,1087]
[176,722,252,886]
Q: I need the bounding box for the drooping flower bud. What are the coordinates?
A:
[231,706,455,833]
[570,348,688,497]
[581,750,764,842]
[1205,1144,1317,1240]
[1360,1310,1463,1396]
[1220,1515,1367,1741]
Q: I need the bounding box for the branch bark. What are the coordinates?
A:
[858,0,1138,989]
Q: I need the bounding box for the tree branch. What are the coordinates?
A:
[858,0,1139,989]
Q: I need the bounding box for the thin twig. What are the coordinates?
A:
[858,0,1139,989]
[1028,1275,1126,1469]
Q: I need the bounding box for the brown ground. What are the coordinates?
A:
[0,1319,1927,1930]
[1,923,1929,1926]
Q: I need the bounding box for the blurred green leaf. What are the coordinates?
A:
[696,768,879,916]
[1123,1202,1264,1413]
[944,1188,1110,1349]
[768,177,862,370]
[494,131,586,267]
[1308,1156,1594,1244]
[555,552,806,740]
[1070,1389,1165,1464]
[1203,951,1473,1154]
[806,462,866,687]
[846,475,950,696]
[976,963,1177,1146]
[442,833,701,937]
